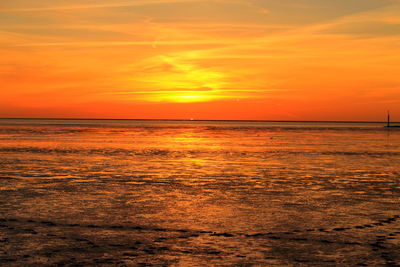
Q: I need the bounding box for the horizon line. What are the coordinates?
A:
[0,117,396,124]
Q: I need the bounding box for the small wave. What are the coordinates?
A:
[0,128,95,135]
[1,146,399,158]
[0,147,174,157]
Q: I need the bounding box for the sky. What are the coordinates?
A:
[1,0,400,121]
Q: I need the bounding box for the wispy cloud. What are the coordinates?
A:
[102,89,270,94]
[15,40,234,47]
[0,0,246,12]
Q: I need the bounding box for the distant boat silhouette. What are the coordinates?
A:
[385,111,400,128]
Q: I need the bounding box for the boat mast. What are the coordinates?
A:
[387,111,390,127]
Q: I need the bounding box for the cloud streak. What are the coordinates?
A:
[14,40,235,47]
[0,0,246,12]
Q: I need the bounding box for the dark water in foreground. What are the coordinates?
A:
[0,119,399,266]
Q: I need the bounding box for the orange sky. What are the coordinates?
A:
[1,0,400,121]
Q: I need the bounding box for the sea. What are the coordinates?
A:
[0,119,399,266]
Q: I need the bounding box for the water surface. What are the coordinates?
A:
[1,119,399,266]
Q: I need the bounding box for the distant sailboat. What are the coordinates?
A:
[385,111,400,128]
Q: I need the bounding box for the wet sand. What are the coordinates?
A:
[1,214,400,266]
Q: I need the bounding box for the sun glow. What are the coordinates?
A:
[152,90,219,103]
[127,54,229,103]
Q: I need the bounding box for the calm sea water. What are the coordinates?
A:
[1,119,399,266]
